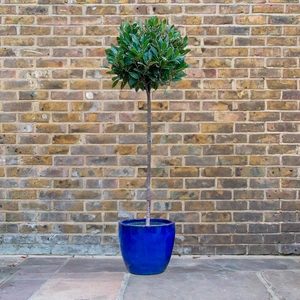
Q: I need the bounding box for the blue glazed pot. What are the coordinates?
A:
[118,218,175,275]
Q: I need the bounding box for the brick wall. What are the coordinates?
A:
[1,0,300,255]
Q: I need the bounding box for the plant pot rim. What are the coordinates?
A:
[119,218,174,227]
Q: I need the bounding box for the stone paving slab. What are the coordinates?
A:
[58,257,126,273]
[124,271,271,300]
[20,257,67,266]
[167,256,300,273]
[263,270,300,300]
[30,273,124,300]
[0,256,24,267]
[0,279,48,300]
[0,256,24,285]
[0,267,17,285]
[123,257,300,300]
[0,256,299,300]
[10,266,62,280]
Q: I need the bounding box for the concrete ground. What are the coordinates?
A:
[0,255,299,300]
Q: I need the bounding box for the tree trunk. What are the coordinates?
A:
[146,87,151,226]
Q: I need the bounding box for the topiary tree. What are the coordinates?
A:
[105,16,190,226]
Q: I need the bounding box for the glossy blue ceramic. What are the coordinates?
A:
[118,218,175,275]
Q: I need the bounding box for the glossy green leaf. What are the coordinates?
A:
[129,72,139,79]
[166,47,173,57]
[112,80,119,87]
[142,39,149,50]
[172,77,182,82]
[143,52,149,63]
[121,79,127,89]
[129,77,137,86]
[150,46,158,57]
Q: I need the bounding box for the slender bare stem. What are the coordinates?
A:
[146,86,151,226]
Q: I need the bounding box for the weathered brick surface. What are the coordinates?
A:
[0,0,299,256]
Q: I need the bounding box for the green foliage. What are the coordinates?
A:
[105,16,190,92]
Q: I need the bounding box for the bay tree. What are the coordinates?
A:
[105,16,190,226]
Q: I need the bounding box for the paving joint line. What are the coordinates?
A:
[116,272,130,300]
[0,257,25,288]
[256,271,281,300]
